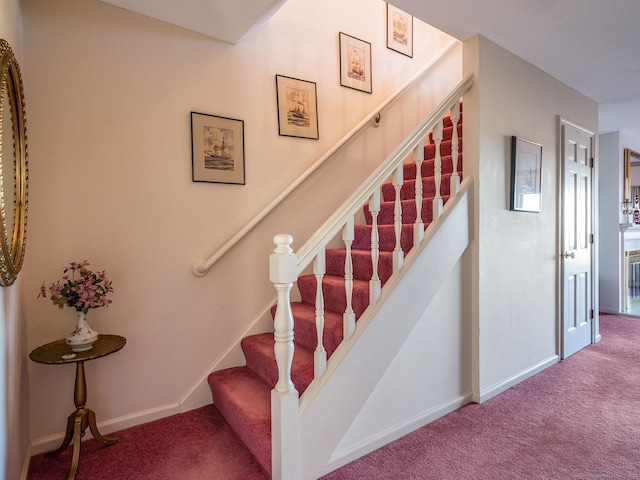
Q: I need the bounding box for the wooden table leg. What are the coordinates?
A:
[46,359,121,480]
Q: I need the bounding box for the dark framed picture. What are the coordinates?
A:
[275,74,319,140]
[339,32,372,94]
[510,136,543,212]
[191,112,245,184]
[386,3,413,58]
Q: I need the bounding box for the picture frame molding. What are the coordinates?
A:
[510,136,543,212]
[275,74,319,140]
[191,111,246,185]
[386,3,414,58]
[339,32,372,94]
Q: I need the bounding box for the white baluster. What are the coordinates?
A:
[413,140,425,246]
[432,119,444,220]
[392,163,404,273]
[313,249,326,379]
[270,234,300,480]
[369,189,381,304]
[450,102,461,195]
[343,217,356,341]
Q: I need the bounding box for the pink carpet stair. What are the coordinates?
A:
[207,110,463,476]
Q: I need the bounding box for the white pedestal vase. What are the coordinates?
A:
[66,311,98,352]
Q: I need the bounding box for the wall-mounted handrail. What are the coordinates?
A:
[191,39,460,277]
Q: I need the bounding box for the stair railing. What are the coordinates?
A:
[269,74,472,479]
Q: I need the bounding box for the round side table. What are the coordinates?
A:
[29,334,126,480]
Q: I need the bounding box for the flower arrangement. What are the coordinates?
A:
[38,261,114,314]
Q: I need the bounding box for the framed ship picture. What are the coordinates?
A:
[339,32,372,94]
[275,75,319,139]
[386,3,413,58]
[191,112,245,184]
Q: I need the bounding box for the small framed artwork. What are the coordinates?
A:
[386,3,413,58]
[339,32,372,94]
[191,112,245,184]
[275,74,319,140]
[510,136,543,212]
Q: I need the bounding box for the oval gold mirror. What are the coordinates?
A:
[0,39,28,287]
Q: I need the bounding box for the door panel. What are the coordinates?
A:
[562,122,593,359]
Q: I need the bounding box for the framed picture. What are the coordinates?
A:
[510,136,543,212]
[275,74,319,140]
[339,32,372,94]
[386,3,413,58]
[191,112,245,184]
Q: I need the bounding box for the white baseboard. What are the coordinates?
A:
[473,354,558,404]
[321,393,473,476]
[29,402,180,455]
[598,307,619,314]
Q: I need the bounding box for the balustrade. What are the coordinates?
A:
[268,76,471,479]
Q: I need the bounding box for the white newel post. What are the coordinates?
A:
[269,234,300,480]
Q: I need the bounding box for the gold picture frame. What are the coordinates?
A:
[0,39,28,287]
[386,3,413,58]
[191,112,245,185]
[339,32,372,94]
[275,75,319,140]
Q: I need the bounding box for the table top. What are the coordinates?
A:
[29,334,126,365]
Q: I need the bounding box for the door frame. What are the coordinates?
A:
[557,117,600,359]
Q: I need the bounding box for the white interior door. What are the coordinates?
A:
[561,120,594,359]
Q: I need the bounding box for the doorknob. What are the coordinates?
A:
[564,251,575,259]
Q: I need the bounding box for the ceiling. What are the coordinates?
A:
[98,0,640,135]
[391,0,640,136]
[98,0,286,44]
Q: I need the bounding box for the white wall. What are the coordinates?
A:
[463,37,598,399]
[22,0,460,450]
[0,0,31,478]
[598,130,640,313]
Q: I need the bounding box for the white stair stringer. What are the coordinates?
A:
[296,177,474,479]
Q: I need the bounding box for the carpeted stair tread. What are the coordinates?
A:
[298,274,370,318]
[242,333,315,395]
[428,123,462,143]
[207,366,272,473]
[284,302,344,357]
[424,138,463,160]
[325,248,394,284]
[402,154,463,180]
[364,195,450,225]
[352,223,421,253]
[381,172,456,202]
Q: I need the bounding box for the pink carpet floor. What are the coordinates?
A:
[29,312,640,479]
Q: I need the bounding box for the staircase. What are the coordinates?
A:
[208,103,464,477]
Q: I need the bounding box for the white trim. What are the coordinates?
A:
[473,354,558,403]
[29,403,180,455]
[20,443,31,480]
[320,394,472,477]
